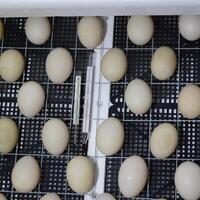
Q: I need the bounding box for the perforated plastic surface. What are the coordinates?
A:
[107,16,200,200]
[0,16,200,200]
[0,17,92,200]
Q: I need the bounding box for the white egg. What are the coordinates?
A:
[46,48,73,84]
[42,118,70,155]
[77,17,105,49]
[0,117,19,153]
[178,84,200,119]
[96,193,116,200]
[0,49,25,82]
[151,46,177,80]
[25,17,51,45]
[96,117,124,156]
[179,15,200,41]
[11,156,40,193]
[0,193,7,200]
[101,48,127,82]
[127,16,154,46]
[0,19,4,41]
[149,123,178,159]
[125,79,152,114]
[159,199,167,200]
[175,161,200,200]
[17,81,45,118]
[118,155,148,197]
[66,156,94,194]
[40,193,61,200]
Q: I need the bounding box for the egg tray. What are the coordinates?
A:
[0,16,200,200]
[0,17,93,200]
[106,16,200,200]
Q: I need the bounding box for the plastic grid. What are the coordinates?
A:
[3,18,26,47]
[0,83,21,117]
[0,155,15,191]
[0,17,92,200]
[53,17,77,49]
[18,118,43,154]
[25,49,49,83]
[180,49,200,83]
[0,15,200,200]
[178,121,200,159]
[106,16,200,200]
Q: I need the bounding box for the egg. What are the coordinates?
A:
[66,156,94,194]
[179,15,200,41]
[118,155,148,197]
[178,84,200,119]
[17,81,45,117]
[0,19,4,41]
[46,48,73,84]
[127,16,154,46]
[125,79,152,114]
[77,17,105,49]
[175,161,200,200]
[96,117,124,156]
[149,123,178,159]
[11,156,40,193]
[40,193,61,200]
[150,46,177,80]
[0,193,7,200]
[25,17,51,45]
[96,193,116,200]
[101,48,127,82]
[0,49,25,82]
[42,118,70,155]
[0,117,19,153]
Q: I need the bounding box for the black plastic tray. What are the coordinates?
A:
[0,16,200,200]
[107,16,200,200]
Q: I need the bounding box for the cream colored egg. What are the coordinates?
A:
[118,155,148,197]
[0,117,18,153]
[17,81,45,118]
[151,46,177,80]
[175,161,200,200]
[179,15,200,41]
[159,199,167,200]
[96,117,124,156]
[66,156,94,194]
[40,193,61,200]
[11,156,40,193]
[77,17,104,49]
[0,49,25,82]
[149,123,178,159]
[0,19,4,42]
[0,193,7,200]
[25,17,51,45]
[42,118,70,155]
[125,79,152,114]
[96,193,116,200]
[178,84,200,119]
[46,48,73,84]
[101,48,127,82]
[127,16,154,45]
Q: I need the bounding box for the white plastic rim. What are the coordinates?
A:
[0,0,200,16]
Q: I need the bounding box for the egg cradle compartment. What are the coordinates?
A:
[0,17,92,200]
[0,16,200,200]
[106,16,200,200]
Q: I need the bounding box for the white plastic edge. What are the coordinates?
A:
[0,0,200,17]
[86,16,114,199]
